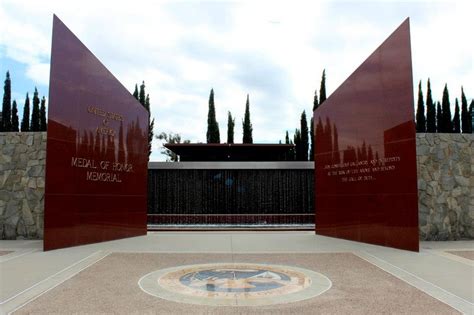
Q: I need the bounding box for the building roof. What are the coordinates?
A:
[164,143,294,161]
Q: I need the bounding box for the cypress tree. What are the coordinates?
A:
[285,130,292,161]
[206,89,220,143]
[309,117,314,161]
[139,81,146,107]
[31,87,40,131]
[133,81,154,157]
[144,94,150,111]
[436,102,442,133]
[319,70,326,104]
[242,94,253,143]
[40,96,47,131]
[21,93,30,132]
[470,100,474,133]
[415,81,426,132]
[426,79,436,133]
[312,90,319,111]
[149,117,155,156]
[460,87,469,133]
[11,100,19,132]
[441,84,452,133]
[2,71,12,131]
[227,111,235,144]
[133,84,139,100]
[452,98,460,133]
[294,129,302,161]
[145,94,154,157]
[310,89,319,160]
[289,139,295,160]
[300,110,309,161]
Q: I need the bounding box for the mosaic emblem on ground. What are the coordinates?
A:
[139,263,332,306]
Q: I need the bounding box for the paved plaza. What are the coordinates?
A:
[0,232,473,314]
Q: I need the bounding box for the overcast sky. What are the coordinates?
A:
[0,0,472,161]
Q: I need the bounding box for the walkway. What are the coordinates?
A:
[0,232,472,314]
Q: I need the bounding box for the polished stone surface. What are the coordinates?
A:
[313,18,419,251]
[44,15,148,251]
[139,263,331,306]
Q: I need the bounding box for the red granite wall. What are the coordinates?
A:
[314,19,419,251]
[44,16,148,250]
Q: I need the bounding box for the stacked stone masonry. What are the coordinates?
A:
[0,132,472,240]
[417,133,473,241]
[0,132,46,239]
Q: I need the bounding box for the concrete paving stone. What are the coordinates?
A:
[0,233,472,314]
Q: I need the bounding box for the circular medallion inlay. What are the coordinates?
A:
[138,263,331,306]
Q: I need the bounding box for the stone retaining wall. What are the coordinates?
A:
[417,133,473,240]
[0,132,472,241]
[0,132,46,239]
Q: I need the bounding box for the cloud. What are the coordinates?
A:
[0,0,472,162]
[25,63,50,86]
[164,1,236,31]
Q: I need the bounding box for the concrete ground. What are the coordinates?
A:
[0,232,473,314]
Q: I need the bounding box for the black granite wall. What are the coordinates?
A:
[148,168,314,225]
